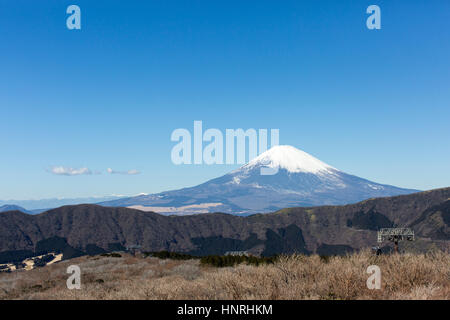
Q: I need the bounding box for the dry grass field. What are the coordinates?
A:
[0,250,449,300]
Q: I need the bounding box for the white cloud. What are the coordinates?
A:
[50,166,92,176]
[107,168,141,175]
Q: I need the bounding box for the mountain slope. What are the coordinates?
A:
[0,205,32,214]
[0,196,125,212]
[0,188,448,261]
[101,146,418,214]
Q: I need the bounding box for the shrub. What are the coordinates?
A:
[143,251,198,260]
[200,255,276,267]
[100,253,122,258]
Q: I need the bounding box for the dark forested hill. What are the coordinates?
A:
[0,188,448,263]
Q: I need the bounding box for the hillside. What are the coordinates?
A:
[0,205,32,214]
[0,188,448,263]
[1,251,449,300]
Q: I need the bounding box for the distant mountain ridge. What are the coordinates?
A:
[0,187,448,262]
[101,146,419,215]
[0,196,125,212]
[0,205,33,214]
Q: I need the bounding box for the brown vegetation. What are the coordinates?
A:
[0,250,448,300]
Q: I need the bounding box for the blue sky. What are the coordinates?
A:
[0,0,449,199]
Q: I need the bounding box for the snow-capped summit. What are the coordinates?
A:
[101,145,419,215]
[244,145,336,174]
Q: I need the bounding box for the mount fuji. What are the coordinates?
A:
[100,145,419,215]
